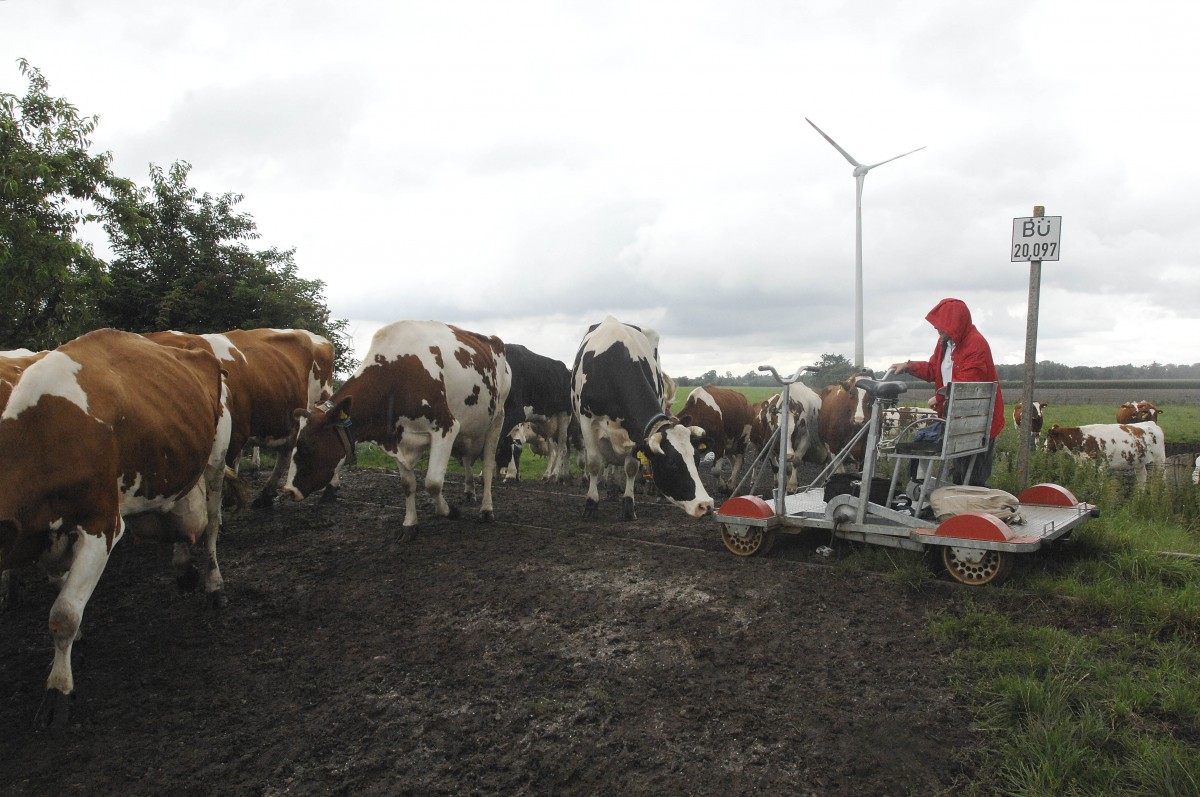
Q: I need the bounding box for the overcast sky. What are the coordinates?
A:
[4,1,1198,378]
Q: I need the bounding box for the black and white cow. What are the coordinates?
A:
[495,344,573,483]
[571,316,714,520]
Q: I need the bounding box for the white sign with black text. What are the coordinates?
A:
[1011,215,1062,262]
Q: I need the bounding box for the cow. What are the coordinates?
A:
[1045,421,1166,484]
[749,386,828,491]
[571,316,714,520]
[283,320,511,538]
[1013,401,1047,437]
[0,329,232,728]
[882,405,939,441]
[495,344,573,483]
[678,385,754,492]
[819,375,874,472]
[146,329,335,507]
[1116,400,1162,425]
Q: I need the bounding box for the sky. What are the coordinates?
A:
[3,0,1198,379]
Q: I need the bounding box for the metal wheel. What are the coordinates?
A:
[940,546,1013,586]
[721,523,776,557]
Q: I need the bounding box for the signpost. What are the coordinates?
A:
[1013,207,1061,486]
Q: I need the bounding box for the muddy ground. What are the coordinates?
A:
[3,459,1031,796]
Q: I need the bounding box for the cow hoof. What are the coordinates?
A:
[622,497,637,521]
[176,565,201,594]
[479,510,495,523]
[320,486,340,504]
[395,525,419,543]
[251,492,275,509]
[584,499,599,518]
[34,689,71,732]
[207,590,228,610]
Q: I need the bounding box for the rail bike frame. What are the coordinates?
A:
[713,365,1099,586]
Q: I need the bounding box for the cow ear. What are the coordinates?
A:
[647,432,665,456]
[293,407,311,421]
[678,414,692,427]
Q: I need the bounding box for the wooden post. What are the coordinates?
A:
[1016,206,1043,487]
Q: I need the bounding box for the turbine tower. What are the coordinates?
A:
[806,118,924,369]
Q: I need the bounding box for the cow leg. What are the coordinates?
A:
[0,569,17,610]
[458,456,478,504]
[425,429,457,520]
[622,456,640,521]
[725,452,745,494]
[320,466,342,503]
[36,522,122,731]
[201,465,226,607]
[477,415,504,524]
[393,453,421,540]
[252,444,292,508]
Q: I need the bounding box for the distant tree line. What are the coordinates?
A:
[0,60,355,372]
[674,353,1200,387]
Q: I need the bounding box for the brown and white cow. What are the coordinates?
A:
[571,316,714,520]
[146,329,335,507]
[678,385,754,492]
[284,320,511,537]
[819,375,874,472]
[1116,400,1162,425]
[0,329,231,728]
[1045,421,1166,484]
[881,405,939,441]
[1013,401,1047,437]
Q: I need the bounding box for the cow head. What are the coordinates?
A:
[635,417,714,517]
[1044,424,1069,452]
[1014,401,1046,435]
[1134,401,1161,423]
[841,376,874,425]
[282,397,356,501]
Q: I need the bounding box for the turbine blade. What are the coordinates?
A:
[806,117,862,168]
[864,145,926,171]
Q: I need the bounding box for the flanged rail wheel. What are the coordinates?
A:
[940,546,1012,586]
[721,523,776,557]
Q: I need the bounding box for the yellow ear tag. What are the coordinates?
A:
[636,451,649,466]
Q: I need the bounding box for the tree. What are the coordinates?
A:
[101,160,355,373]
[0,59,133,349]
[804,352,858,388]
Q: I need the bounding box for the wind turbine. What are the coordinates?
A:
[806,118,924,369]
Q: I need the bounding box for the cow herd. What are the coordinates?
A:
[0,318,1185,730]
[1016,399,1169,485]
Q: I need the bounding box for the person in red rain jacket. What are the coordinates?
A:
[890,297,1005,487]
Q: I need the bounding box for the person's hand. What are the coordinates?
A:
[926,396,938,409]
[890,361,909,374]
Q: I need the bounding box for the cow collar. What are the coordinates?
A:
[643,412,672,439]
[319,400,357,466]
